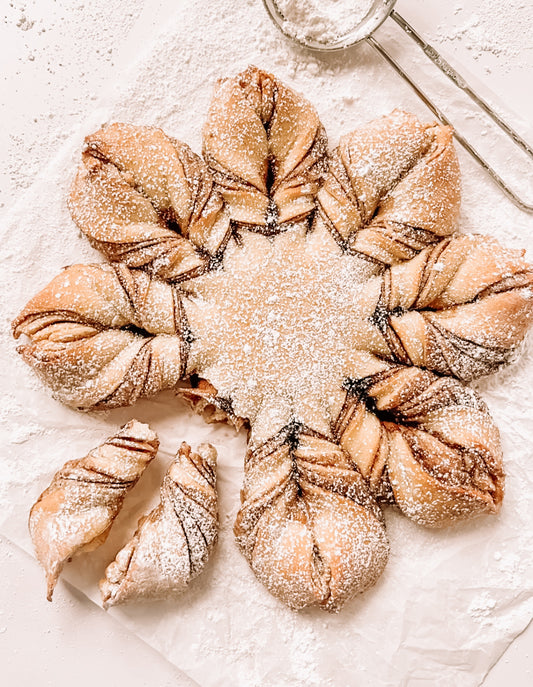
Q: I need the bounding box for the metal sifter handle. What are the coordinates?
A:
[261,1,533,211]
[372,11,533,213]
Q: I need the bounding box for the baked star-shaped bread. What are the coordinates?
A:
[14,66,533,611]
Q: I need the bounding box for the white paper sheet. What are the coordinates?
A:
[2,2,533,685]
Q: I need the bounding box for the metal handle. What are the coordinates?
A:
[371,11,533,213]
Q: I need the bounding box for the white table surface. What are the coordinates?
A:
[1,1,532,685]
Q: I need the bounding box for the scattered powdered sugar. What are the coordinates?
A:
[276,617,328,686]
[275,0,374,44]
[1,0,145,211]
[435,1,533,67]
[468,590,498,623]
[2,0,533,685]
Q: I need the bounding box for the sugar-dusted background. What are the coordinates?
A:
[1,1,532,685]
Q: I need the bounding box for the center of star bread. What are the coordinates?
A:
[182,221,389,444]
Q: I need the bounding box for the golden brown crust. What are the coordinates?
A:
[203,65,328,230]
[28,420,159,600]
[370,234,533,380]
[317,110,461,264]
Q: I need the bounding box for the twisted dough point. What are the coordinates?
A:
[373,234,533,380]
[100,442,218,608]
[70,123,231,281]
[234,430,388,611]
[12,263,189,409]
[29,420,159,600]
[336,366,504,527]
[203,65,328,230]
[317,110,460,264]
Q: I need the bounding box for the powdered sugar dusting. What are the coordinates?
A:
[2,0,533,685]
[100,441,218,608]
[28,419,159,600]
[184,223,381,443]
[275,0,374,44]
[435,1,533,67]
[10,57,533,630]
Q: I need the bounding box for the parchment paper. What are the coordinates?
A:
[2,2,532,685]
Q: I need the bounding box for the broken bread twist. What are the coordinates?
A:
[100,442,218,608]
[29,420,159,600]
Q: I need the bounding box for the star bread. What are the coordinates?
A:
[14,66,533,610]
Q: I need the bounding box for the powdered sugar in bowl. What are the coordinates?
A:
[262,0,396,51]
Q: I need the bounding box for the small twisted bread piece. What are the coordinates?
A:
[29,420,159,600]
[12,263,189,409]
[336,365,504,527]
[234,429,388,611]
[317,110,460,264]
[370,234,533,380]
[100,442,218,608]
[70,123,231,281]
[203,65,328,230]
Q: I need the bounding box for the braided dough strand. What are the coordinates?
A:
[234,429,388,611]
[317,110,460,264]
[100,442,218,608]
[203,65,328,230]
[29,420,159,600]
[12,263,190,409]
[337,365,504,527]
[372,234,533,380]
[70,123,231,280]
